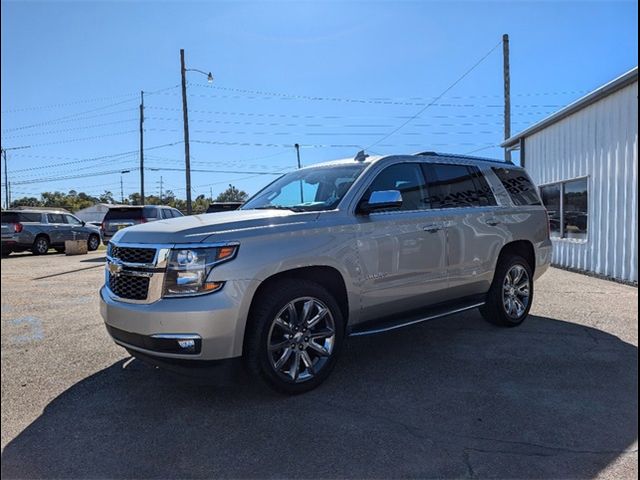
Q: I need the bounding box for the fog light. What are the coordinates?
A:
[177,339,196,350]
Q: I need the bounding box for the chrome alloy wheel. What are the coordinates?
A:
[267,297,336,383]
[502,264,530,319]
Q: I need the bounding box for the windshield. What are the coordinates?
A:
[242,164,367,212]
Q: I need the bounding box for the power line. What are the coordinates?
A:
[9,141,183,173]
[1,99,139,133]
[24,130,137,148]
[365,39,503,150]
[12,168,141,186]
[0,108,139,134]
[1,118,138,139]
[188,82,588,101]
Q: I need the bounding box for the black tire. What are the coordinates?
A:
[1,248,11,257]
[480,253,533,327]
[32,235,50,255]
[244,278,345,395]
[87,234,100,251]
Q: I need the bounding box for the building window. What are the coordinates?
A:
[540,184,562,237]
[563,178,588,240]
[539,177,588,240]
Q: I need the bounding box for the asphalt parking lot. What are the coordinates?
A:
[1,251,637,479]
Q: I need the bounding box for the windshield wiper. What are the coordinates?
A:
[252,205,306,212]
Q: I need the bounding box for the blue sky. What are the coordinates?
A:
[1,0,637,203]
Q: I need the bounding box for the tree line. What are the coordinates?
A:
[8,184,248,214]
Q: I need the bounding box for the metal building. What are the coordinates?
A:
[503,67,638,283]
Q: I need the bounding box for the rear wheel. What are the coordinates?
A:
[244,279,344,394]
[87,234,100,251]
[480,254,533,327]
[32,236,50,255]
[1,248,11,257]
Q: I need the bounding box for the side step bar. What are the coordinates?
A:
[348,300,485,337]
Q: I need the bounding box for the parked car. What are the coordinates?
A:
[100,205,183,245]
[100,151,552,394]
[1,209,101,256]
[206,202,243,213]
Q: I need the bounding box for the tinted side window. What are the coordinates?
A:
[1,212,41,223]
[161,209,172,219]
[18,213,42,222]
[469,169,497,206]
[364,163,429,211]
[492,167,542,206]
[423,164,488,208]
[47,214,66,224]
[172,209,183,217]
[143,206,159,219]
[64,214,83,225]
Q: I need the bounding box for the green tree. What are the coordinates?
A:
[215,184,248,203]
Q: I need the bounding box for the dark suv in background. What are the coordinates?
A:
[100,205,183,245]
[1,209,102,256]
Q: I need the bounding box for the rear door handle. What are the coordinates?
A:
[485,218,501,226]
[423,223,442,233]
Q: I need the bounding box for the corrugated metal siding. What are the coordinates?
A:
[525,81,638,283]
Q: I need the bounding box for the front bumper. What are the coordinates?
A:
[100,279,259,361]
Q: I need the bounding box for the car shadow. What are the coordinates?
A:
[80,256,106,263]
[1,313,637,479]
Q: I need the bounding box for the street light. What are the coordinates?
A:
[180,48,214,215]
[120,170,131,204]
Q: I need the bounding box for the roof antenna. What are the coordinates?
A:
[354,150,369,162]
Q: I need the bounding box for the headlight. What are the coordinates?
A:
[163,245,238,297]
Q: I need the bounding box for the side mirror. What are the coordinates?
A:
[360,190,403,214]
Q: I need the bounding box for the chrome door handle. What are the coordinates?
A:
[485,219,501,226]
[423,224,442,233]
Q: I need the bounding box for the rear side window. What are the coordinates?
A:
[47,213,66,224]
[143,206,160,219]
[161,209,173,219]
[1,212,41,223]
[104,208,144,220]
[492,167,542,206]
[423,164,496,208]
[172,209,183,217]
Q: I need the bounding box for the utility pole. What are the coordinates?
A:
[210,187,213,200]
[180,49,193,215]
[502,33,511,163]
[140,90,145,205]
[1,145,30,209]
[159,176,163,203]
[295,143,303,203]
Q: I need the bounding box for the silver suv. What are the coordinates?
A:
[100,152,551,394]
[1,209,102,256]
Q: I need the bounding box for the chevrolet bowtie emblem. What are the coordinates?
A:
[108,262,123,276]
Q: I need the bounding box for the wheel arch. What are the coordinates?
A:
[497,240,536,275]
[248,266,350,327]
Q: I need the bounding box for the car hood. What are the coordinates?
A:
[110,209,319,244]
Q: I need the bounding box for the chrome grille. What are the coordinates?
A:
[108,274,150,301]
[109,244,156,264]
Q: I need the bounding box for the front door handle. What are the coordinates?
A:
[485,218,501,226]
[423,224,442,233]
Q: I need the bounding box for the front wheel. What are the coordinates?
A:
[480,254,533,327]
[244,279,344,394]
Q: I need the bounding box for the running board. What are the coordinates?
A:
[348,300,485,337]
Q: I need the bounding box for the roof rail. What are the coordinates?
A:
[413,150,513,165]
